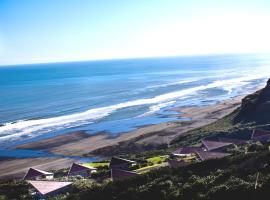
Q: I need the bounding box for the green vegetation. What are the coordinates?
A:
[55,150,270,200]
[3,147,270,200]
[0,180,30,200]
[146,156,168,165]
[3,80,270,200]
[134,163,165,174]
[83,162,109,168]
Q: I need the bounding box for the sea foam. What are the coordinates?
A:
[0,72,268,143]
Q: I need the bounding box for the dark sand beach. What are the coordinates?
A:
[0,96,243,179]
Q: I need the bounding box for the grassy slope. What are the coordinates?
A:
[146,156,168,164]
[3,81,270,200]
[65,150,270,200]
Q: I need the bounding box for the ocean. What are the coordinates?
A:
[1,54,270,156]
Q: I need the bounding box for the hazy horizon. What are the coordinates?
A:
[1,0,270,65]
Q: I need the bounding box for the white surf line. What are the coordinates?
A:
[0,73,269,142]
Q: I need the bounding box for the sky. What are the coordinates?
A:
[0,0,270,65]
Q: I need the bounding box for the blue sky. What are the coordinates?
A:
[0,0,270,65]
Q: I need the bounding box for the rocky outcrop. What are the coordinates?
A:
[234,79,270,123]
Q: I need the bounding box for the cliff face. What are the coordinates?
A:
[234,79,270,123]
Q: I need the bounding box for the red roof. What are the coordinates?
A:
[251,129,270,139]
[172,147,203,155]
[28,180,72,196]
[111,169,139,181]
[202,139,233,151]
[195,151,230,161]
[68,163,96,174]
[24,168,53,180]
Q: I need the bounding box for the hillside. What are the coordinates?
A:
[2,149,270,200]
[2,80,270,200]
[64,151,270,200]
[234,79,270,123]
[171,79,270,147]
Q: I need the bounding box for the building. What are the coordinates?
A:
[202,139,234,152]
[23,168,54,180]
[111,169,139,181]
[168,159,190,168]
[28,180,72,198]
[218,137,247,145]
[251,129,270,142]
[171,147,203,157]
[195,150,230,161]
[68,163,97,178]
[109,157,136,170]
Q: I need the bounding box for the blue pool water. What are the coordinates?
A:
[1,54,270,153]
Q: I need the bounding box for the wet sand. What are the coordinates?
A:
[0,96,243,179]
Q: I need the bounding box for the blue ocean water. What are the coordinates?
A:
[1,54,270,153]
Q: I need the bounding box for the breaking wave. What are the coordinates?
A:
[0,73,268,143]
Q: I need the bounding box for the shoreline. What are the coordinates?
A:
[0,95,243,179]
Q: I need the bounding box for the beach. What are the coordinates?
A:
[0,96,242,179]
[1,55,269,179]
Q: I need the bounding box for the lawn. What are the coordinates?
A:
[83,162,109,168]
[146,156,168,164]
[134,163,165,174]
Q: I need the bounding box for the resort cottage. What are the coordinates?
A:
[202,139,234,152]
[28,180,72,199]
[251,129,270,142]
[23,168,54,180]
[218,137,247,145]
[171,147,203,157]
[68,163,97,178]
[109,157,137,170]
[111,169,139,181]
[195,150,231,161]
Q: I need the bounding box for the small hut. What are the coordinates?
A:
[23,168,54,180]
[28,180,72,198]
[68,163,97,178]
[218,137,247,145]
[202,139,233,152]
[109,157,136,170]
[195,150,230,161]
[111,169,139,181]
[171,147,203,157]
[251,129,270,142]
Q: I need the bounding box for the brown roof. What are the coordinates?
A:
[110,157,136,167]
[68,163,96,174]
[28,180,72,196]
[251,129,270,139]
[172,147,203,155]
[111,169,139,181]
[24,168,53,180]
[195,150,230,161]
[202,139,233,151]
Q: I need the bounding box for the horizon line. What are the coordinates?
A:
[0,52,266,67]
